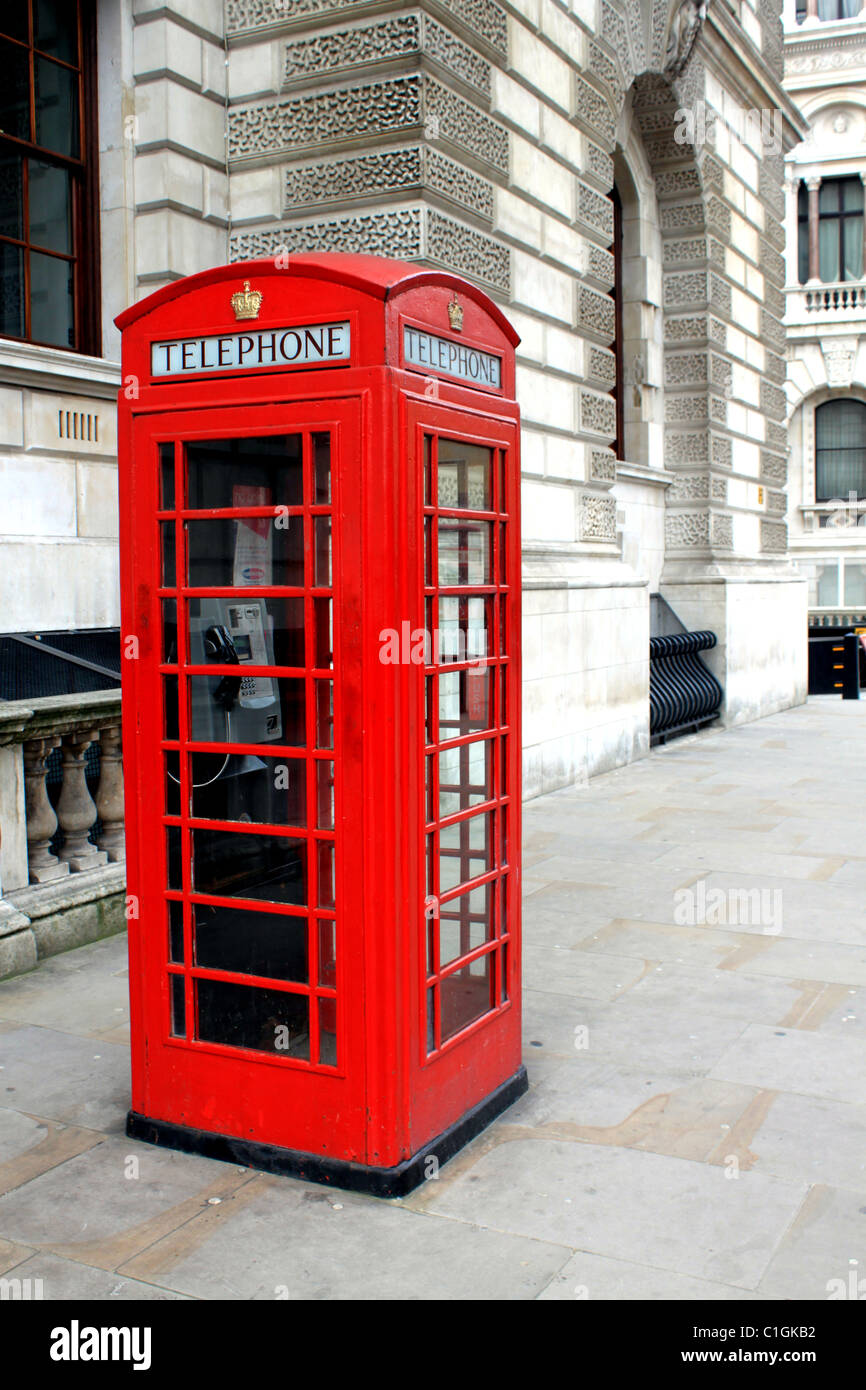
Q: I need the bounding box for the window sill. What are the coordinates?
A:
[0,338,121,400]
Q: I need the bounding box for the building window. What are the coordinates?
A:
[798,177,864,284]
[0,1,99,354]
[815,399,866,501]
[795,0,861,19]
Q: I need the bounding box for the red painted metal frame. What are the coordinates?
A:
[117,256,521,1176]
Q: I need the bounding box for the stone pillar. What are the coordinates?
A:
[806,0,818,15]
[860,173,866,279]
[23,738,69,883]
[784,175,801,286]
[95,726,125,862]
[807,177,821,283]
[56,732,108,873]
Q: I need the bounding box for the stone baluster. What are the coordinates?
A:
[56,731,108,872]
[22,738,69,883]
[95,725,125,862]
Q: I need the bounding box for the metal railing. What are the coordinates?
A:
[649,631,723,745]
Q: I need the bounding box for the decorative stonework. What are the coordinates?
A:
[666,510,710,548]
[761,451,787,485]
[576,181,614,238]
[588,40,623,103]
[580,493,617,542]
[711,476,727,502]
[660,202,705,233]
[586,141,614,189]
[765,421,786,452]
[766,489,786,516]
[664,314,708,342]
[577,285,615,340]
[282,15,491,99]
[231,208,424,262]
[580,389,616,438]
[229,74,508,177]
[665,351,707,386]
[284,146,495,221]
[574,76,616,145]
[590,449,617,482]
[712,512,733,549]
[663,0,707,79]
[227,0,509,59]
[669,472,709,500]
[711,435,732,469]
[587,244,615,286]
[665,430,709,464]
[760,381,786,423]
[761,520,788,554]
[588,347,616,387]
[426,208,510,291]
[824,340,856,388]
[663,270,707,307]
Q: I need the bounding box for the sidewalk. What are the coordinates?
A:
[1,697,864,1300]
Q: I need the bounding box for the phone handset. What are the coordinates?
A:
[224,602,277,711]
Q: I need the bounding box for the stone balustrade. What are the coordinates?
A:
[0,690,126,978]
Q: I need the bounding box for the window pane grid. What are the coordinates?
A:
[422,432,512,1056]
[163,429,339,1068]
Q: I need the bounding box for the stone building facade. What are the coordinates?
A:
[782,0,866,625]
[0,0,809,800]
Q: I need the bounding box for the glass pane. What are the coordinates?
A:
[163,676,179,737]
[500,941,509,1003]
[0,241,25,338]
[313,432,330,504]
[314,597,333,668]
[316,760,334,829]
[166,827,182,890]
[193,902,307,982]
[191,828,307,905]
[438,518,492,586]
[196,978,310,1058]
[0,154,23,239]
[318,918,336,987]
[186,596,305,669]
[437,440,492,510]
[160,522,176,587]
[315,680,333,749]
[35,55,79,157]
[439,739,493,817]
[189,751,305,826]
[28,160,71,253]
[34,0,78,63]
[314,515,331,587]
[188,675,305,747]
[186,515,304,588]
[438,668,493,737]
[30,250,74,347]
[0,38,31,141]
[170,974,186,1037]
[0,3,28,42]
[439,811,493,893]
[318,996,337,1067]
[819,181,840,214]
[168,901,184,963]
[440,952,493,1043]
[185,436,303,509]
[843,178,864,212]
[317,840,335,908]
[161,598,177,662]
[160,442,175,509]
[440,882,492,967]
[164,751,181,815]
[438,596,490,665]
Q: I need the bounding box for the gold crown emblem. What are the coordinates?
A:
[447,295,464,332]
[231,280,263,321]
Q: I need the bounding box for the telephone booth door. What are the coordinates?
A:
[126,398,368,1162]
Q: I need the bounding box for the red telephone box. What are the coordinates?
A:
[117,254,525,1195]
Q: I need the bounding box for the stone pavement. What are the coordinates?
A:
[0,697,864,1301]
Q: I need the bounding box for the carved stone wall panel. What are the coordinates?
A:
[664,313,708,342]
[712,512,733,549]
[588,41,624,104]
[425,208,510,291]
[227,0,508,59]
[574,77,616,146]
[663,270,708,308]
[709,354,731,393]
[767,489,786,516]
[760,380,786,423]
[577,285,615,341]
[230,207,424,261]
[576,181,614,239]
[282,14,491,100]
[711,435,732,469]
[708,273,731,317]
[761,520,788,553]
[761,451,787,485]
[669,472,709,500]
[283,145,495,221]
[580,389,617,437]
[580,493,617,542]
[586,141,614,190]
[229,74,508,176]
[705,196,731,240]
[665,510,711,548]
[590,448,616,482]
[665,351,708,386]
[758,236,785,289]
[761,309,785,354]
[655,167,702,199]
[665,393,708,423]
[766,421,787,452]
[588,346,616,387]
[763,349,786,386]
[663,236,709,267]
[601,0,634,85]
[588,244,615,287]
[711,476,727,502]
[665,430,709,465]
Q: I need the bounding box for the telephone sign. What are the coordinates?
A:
[116,254,525,1195]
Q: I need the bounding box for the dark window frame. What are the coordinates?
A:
[815,398,866,502]
[0,0,101,356]
[610,183,625,461]
[798,176,864,286]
